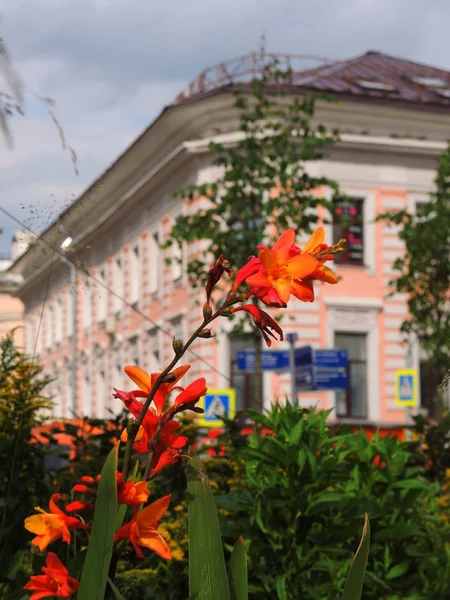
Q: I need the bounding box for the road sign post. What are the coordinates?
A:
[286,333,299,402]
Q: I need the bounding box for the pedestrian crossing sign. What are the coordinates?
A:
[197,389,236,427]
[395,369,418,407]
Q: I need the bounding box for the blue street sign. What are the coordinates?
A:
[286,332,299,343]
[237,350,290,372]
[294,346,348,391]
[197,389,236,427]
[295,366,348,391]
[295,346,348,368]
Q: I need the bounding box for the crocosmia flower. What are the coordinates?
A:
[24,494,86,551]
[233,227,340,306]
[24,552,79,599]
[114,494,172,559]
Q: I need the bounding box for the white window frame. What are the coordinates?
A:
[172,240,183,283]
[324,298,382,422]
[148,327,161,374]
[324,187,376,276]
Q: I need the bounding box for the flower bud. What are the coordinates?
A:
[226,291,237,303]
[172,337,183,355]
[203,304,213,319]
[198,328,212,338]
[161,372,177,383]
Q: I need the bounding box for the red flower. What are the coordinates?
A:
[24,552,79,599]
[205,254,232,306]
[151,448,182,476]
[117,473,150,506]
[232,305,283,346]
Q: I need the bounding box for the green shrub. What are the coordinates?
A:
[214,403,450,599]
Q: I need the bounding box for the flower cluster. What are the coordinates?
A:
[114,364,207,476]
[22,227,341,598]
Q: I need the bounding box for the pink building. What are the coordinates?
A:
[0,232,35,347]
[9,51,450,423]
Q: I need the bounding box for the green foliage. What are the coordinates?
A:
[166,58,339,288]
[377,145,450,413]
[215,404,450,599]
[341,514,370,600]
[187,455,231,600]
[0,335,53,594]
[78,447,118,600]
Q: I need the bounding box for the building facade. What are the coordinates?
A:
[9,51,450,423]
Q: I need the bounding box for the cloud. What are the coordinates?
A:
[1,0,450,253]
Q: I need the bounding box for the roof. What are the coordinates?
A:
[173,50,450,110]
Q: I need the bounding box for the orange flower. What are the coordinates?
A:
[234,229,319,306]
[114,494,172,559]
[234,227,340,305]
[24,552,79,599]
[117,473,150,506]
[24,494,86,551]
[124,365,190,415]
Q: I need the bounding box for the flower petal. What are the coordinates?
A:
[302,227,324,253]
[125,366,152,393]
[291,279,315,302]
[286,254,319,279]
[137,494,172,526]
[139,531,172,560]
[271,228,296,262]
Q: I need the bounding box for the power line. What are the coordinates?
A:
[0,205,255,401]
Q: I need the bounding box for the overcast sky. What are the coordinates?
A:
[1,0,450,254]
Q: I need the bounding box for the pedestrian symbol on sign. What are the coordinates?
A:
[399,375,413,400]
[205,396,227,419]
[395,369,417,407]
[197,389,236,427]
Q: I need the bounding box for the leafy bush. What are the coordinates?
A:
[214,403,450,600]
[0,335,53,594]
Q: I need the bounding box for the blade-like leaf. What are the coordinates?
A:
[77,447,118,600]
[108,575,126,599]
[187,454,231,600]
[229,537,248,600]
[342,514,370,600]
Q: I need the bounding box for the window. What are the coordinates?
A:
[230,334,261,411]
[44,306,52,349]
[113,255,124,313]
[96,360,107,418]
[130,336,140,367]
[333,198,364,266]
[67,287,74,338]
[172,317,184,344]
[82,280,92,330]
[82,362,91,416]
[148,329,160,373]
[172,241,183,282]
[335,332,368,418]
[130,245,140,305]
[97,268,108,322]
[55,297,63,343]
[149,233,160,294]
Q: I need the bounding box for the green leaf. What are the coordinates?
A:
[386,562,409,580]
[392,479,429,490]
[341,513,370,600]
[108,575,126,599]
[77,447,118,600]
[288,419,304,445]
[229,537,248,600]
[187,454,231,600]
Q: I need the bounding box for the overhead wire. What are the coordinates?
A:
[0,204,260,406]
